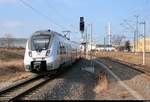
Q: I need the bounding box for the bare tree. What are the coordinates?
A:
[112,35,126,46]
[4,33,13,48]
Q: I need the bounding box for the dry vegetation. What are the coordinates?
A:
[0,48,32,84]
[0,48,25,74]
[0,60,24,73]
[94,72,108,94]
[94,51,150,66]
[0,48,24,61]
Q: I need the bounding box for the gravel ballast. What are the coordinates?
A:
[21,59,141,100]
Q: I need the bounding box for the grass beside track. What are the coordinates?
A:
[93,51,150,66]
[0,48,32,86]
[0,48,25,61]
[0,48,25,74]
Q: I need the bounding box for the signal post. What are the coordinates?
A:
[80,17,87,58]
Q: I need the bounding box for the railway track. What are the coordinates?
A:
[108,58,150,76]
[91,54,149,76]
[93,58,145,100]
[98,57,150,76]
[0,69,62,101]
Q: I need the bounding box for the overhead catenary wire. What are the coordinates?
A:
[19,0,87,42]
[44,0,79,33]
[18,0,64,30]
[44,0,67,22]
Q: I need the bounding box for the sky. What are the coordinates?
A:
[0,0,150,44]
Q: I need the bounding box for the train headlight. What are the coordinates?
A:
[28,51,32,57]
[46,50,51,56]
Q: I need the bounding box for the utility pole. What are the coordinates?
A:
[90,24,93,52]
[85,26,88,57]
[143,21,146,65]
[133,31,136,53]
[120,20,136,53]
[88,24,93,52]
[88,23,93,66]
[104,37,106,51]
[107,22,112,45]
[135,15,139,52]
[140,21,146,65]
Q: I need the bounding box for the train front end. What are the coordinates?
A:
[24,32,54,73]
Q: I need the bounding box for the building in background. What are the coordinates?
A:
[96,44,116,51]
[86,42,97,52]
[135,38,150,52]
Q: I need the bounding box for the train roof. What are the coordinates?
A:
[33,30,58,36]
[33,30,69,39]
[32,30,80,45]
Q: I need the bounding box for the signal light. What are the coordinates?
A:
[80,17,84,22]
[80,22,84,32]
[80,17,85,32]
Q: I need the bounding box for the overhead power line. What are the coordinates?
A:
[18,0,64,30]
[44,0,79,33]
[45,0,66,21]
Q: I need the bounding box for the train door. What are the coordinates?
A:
[68,44,72,64]
[57,42,61,66]
[63,43,67,64]
[59,42,63,65]
[59,42,66,65]
[66,44,71,64]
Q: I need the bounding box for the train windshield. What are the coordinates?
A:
[30,35,51,51]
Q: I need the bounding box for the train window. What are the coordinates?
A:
[59,42,62,54]
[29,35,51,51]
[60,43,64,49]
[63,44,66,54]
[60,42,66,54]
